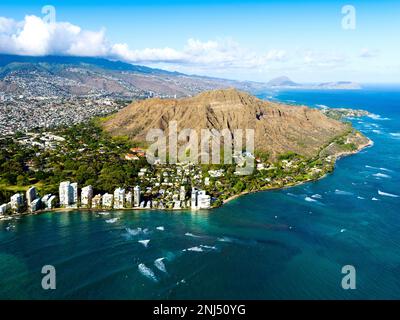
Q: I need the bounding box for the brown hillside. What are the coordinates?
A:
[102,88,351,159]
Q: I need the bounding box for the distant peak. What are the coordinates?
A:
[267,76,298,87]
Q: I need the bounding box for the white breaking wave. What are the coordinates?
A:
[126,227,150,236]
[305,196,317,202]
[390,132,400,138]
[367,114,390,121]
[105,218,119,223]
[200,245,217,251]
[98,212,110,216]
[357,196,365,200]
[156,226,165,231]
[183,246,203,252]
[185,232,201,238]
[154,258,167,273]
[365,165,393,172]
[217,236,234,243]
[372,197,379,201]
[373,173,391,179]
[372,130,382,134]
[138,263,158,282]
[138,239,150,247]
[126,227,143,236]
[311,194,322,199]
[378,190,399,198]
[335,189,353,196]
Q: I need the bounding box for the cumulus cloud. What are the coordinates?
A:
[0,14,289,72]
[2,14,354,77]
[0,15,109,57]
[111,38,287,70]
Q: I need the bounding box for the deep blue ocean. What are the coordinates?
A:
[1,86,400,299]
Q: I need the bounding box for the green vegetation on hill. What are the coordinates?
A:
[0,120,149,203]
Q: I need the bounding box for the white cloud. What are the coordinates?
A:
[111,38,288,72]
[0,14,288,73]
[111,43,185,63]
[0,15,108,57]
[0,14,360,80]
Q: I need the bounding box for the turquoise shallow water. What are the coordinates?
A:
[1,86,400,299]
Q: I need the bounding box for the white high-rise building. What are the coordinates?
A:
[59,181,78,207]
[191,188,198,209]
[102,193,114,209]
[191,188,210,209]
[81,185,94,208]
[10,193,23,212]
[41,194,51,205]
[197,190,211,209]
[47,195,56,209]
[26,187,37,207]
[59,181,71,206]
[29,198,41,212]
[113,188,125,209]
[133,186,141,207]
[0,203,11,215]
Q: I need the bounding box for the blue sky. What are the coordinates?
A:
[1,0,399,83]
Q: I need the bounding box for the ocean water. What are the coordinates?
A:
[1,86,400,299]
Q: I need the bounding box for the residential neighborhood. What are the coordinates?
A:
[0,162,214,218]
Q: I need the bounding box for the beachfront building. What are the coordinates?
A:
[197,190,211,209]
[59,181,71,207]
[133,186,141,207]
[102,193,113,209]
[92,194,102,209]
[125,191,133,208]
[29,198,41,212]
[10,193,24,212]
[59,181,78,207]
[113,188,125,209]
[39,194,56,209]
[191,187,198,209]
[81,185,94,208]
[41,194,51,205]
[190,188,210,209]
[0,203,11,215]
[26,186,38,207]
[47,195,57,209]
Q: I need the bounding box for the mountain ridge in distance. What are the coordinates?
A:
[0,54,362,100]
